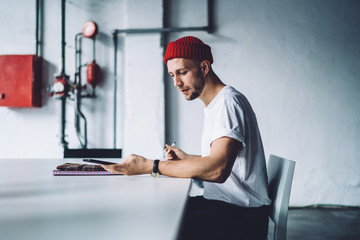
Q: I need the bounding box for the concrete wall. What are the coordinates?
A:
[0,0,359,206]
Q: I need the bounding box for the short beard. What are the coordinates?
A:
[187,68,205,101]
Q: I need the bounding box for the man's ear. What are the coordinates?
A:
[200,60,211,76]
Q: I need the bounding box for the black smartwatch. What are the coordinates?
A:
[151,159,160,177]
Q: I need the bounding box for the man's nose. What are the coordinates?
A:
[173,76,183,87]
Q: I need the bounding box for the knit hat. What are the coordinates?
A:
[164,36,213,64]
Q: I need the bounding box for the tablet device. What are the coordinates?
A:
[83,159,117,165]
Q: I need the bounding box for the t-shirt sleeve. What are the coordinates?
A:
[210,97,246,147]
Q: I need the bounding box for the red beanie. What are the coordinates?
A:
[164,36,213,64]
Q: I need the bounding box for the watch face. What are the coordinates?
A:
[151,172,160,178]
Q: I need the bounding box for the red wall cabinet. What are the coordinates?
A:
[0,55,42,107]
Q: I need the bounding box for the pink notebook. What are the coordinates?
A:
[53,163,122,176]
[52,170,121,176]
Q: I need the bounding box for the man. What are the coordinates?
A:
[102,36,271,240]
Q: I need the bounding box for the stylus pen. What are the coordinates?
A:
[165,142,176,156]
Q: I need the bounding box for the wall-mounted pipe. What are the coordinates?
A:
[74,33,85,148]
[58,0,68,149]
[74,33,83,85]
[111,0,214,149]
[35,0,40,56]
[60,0,66,76]
[113,33,118,148]
[113,26,211,35]
[207,0,214,33]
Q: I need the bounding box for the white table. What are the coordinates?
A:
[0,159,191,240]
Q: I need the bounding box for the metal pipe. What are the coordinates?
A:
[59,0,68,149]
[74,33,82,84]
[74,33,89,148]
[60,0,66,75]
[74,34,82,142]
[207,0,214,33]
[113,32,118,148]
[75,110,88,148]
[74,88,88,148]
[35,0,40,56]
[93,39,96,60]
[113,26,211,35]
[60,95,68,148]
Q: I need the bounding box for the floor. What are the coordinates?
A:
[269,207,360,240]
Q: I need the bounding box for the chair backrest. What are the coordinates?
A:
[267,154,295,240]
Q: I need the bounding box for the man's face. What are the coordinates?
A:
[167,58,205,101]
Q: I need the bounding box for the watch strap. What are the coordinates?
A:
[151,159,160,177]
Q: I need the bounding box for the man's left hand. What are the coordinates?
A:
[101,154,153,176]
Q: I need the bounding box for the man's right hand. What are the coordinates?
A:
[164,144,190,161]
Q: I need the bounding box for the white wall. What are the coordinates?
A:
[166,0,360,206]
[122,0,164,158]
[1,0,359,207]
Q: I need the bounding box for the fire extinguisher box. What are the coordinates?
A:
[0,55,42,108]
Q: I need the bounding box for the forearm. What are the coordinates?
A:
[158,156,227,183]
[180,154,201,160]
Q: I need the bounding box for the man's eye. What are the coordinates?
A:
[179,71,187,75]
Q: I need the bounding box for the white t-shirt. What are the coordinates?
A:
[189,85,271,207]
